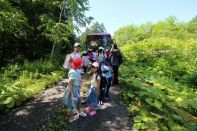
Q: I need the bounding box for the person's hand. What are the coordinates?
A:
[80,79,84,83]
[65,79,69,83]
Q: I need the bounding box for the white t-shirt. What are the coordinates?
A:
[63,52,80,69]
[70,52,80,58]
[82,56,89,67]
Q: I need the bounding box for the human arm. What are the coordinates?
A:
[96,78,101,96]
[68,79,74,97]
[110,44,114,53]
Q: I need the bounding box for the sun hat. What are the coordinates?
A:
[74,42,81,47]
[71,57,83,69]
[91,62,99,68]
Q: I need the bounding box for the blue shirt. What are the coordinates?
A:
[68,69,80,87]
[101,65,112,79]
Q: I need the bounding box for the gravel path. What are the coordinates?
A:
[69,86,133,131]
[0,81,132,131]
[0,81,66,131]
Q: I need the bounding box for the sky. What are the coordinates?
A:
[82,0,197,36]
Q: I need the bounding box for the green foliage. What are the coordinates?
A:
[118,16,197,130]
[0,59,65,112]
[0,0,92,66]
[114,16,197,46]
[187,16,197,34]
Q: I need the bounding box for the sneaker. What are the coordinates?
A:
[85,106,92,113]
[69,115,79,123]
[80,112,87,117]
[99,101,103,105]
[89,110,96,116]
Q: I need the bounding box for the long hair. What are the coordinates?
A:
[113,43,118,49]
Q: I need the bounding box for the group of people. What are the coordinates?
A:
[63,42,122,122]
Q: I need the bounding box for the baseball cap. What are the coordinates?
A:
[98,46,104,50]
[91,62,99,68]
[74,42,81,47]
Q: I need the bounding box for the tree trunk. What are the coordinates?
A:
[50,2,65,59]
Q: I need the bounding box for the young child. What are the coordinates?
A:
[63,58,87,122]
[81,51,90,75]
[105,49,111,65]
[100,62,113,104]
[85,62,101,116]
[104,62,113,99]
[92,49,97,63]
[87,49,94,63]
[97,46,105,65]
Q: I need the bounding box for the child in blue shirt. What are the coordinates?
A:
[63,58,87,122]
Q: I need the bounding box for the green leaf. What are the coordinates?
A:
[130,105,140,112]
[145,98,153,105]
[150,112,164,119]
[170,105,197,123]
[172,114,183,121]
[134,116,143,122]
[3,97,15,108]
[145,98,162,110]
[153,100,162,110]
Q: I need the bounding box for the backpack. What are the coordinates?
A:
[63,54,72,69]
[114,50,123,65]
[118,53,123,65]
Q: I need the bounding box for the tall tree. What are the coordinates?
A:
[0,0,30,65]
[0,0,93,65]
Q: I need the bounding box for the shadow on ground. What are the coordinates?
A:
[0,82,133,131]
[69,86,133,131]
[0,83,66,131]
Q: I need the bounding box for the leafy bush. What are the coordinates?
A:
[119,34,197,130]
[0,59,65,112]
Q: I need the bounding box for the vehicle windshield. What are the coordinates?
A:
[85,33,112,50]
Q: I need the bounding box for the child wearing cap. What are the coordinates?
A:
[81,51,89,75]
[85,62,101,116]
[63,57,87,122]
[97,46,105,65]
[102,62,113,99]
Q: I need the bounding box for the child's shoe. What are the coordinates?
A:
[85,106,92,113]
[89,110,96,116]
[79,112,87,117]
[69,115,79,123]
